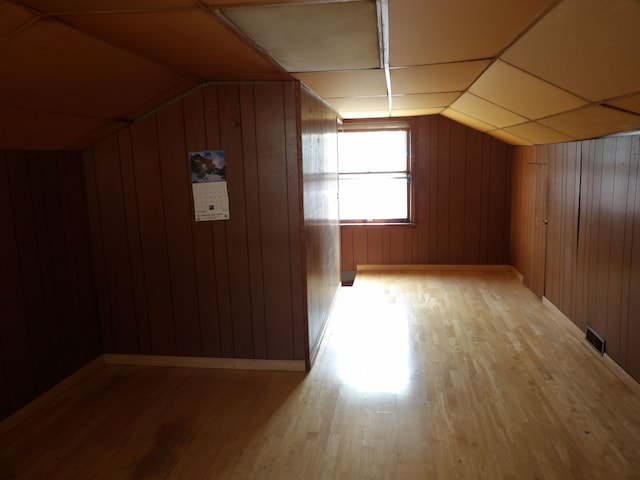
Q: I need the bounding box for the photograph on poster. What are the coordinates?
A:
[190,150,226,183]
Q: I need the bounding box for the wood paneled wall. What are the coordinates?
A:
[340,115,512,270]
[511,134,640,382]
[83,82,308,362]
[0,150,101,420]
[510,146,549,297]
[300,87,341,364]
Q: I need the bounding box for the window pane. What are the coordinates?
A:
[339,173,408,220]
[338,130,407,173]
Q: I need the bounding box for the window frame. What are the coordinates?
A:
[337,120,414,226]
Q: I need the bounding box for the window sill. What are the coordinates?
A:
[339,222,416,228]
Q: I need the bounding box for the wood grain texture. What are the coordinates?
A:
[300,86,341,366]
[511,133,640,383]
[83,82,310,364]
[510,146,547,298]
[2,270,639,479]
[340,115,512,270]
[0,150,101,421]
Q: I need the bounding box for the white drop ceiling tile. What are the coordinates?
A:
[293,70,387,98]
[390,61,490,95]
[221,1,380,72]
[539,105,640,140]
[391,92,460,110]
[62,10,287,81]
[389,0,556,66]
[0,2,37,39]
[503,0,640,101]
[450,93,528,128]
[341,110,390,119]
[606,93,640,116]
[503,122,576,145]
[391,107,444,117]
[488,129,533,146]
[441,108,495,132]
[470,60,588,119]
[326,96,389,114]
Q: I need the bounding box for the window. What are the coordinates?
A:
[338,124,411,224]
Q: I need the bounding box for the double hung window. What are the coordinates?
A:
[338,124,411,224]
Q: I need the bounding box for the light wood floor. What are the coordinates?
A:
[2,270,640,479]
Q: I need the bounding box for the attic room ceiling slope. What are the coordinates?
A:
[1,0,640,149]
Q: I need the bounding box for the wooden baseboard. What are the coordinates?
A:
[356,264,513,272]
[510,267,524,282]
[102,354,306,372]
[542,296,640,398]
[0,356,105,436]
[0,353,305,435]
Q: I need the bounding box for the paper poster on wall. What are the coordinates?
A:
[189,150,229,221]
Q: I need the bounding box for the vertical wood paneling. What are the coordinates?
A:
[59,153,102,363]
[237,84,267,359]
[1,149,100,421]
[131,117,176,355]
[545,143,580,322]
[301,85,340,365]
[218,84,253,358]
[93,136,138,353]
[0,152,36,413]
[510,147,546,297]
[414,116,430,263]
[5,152,53,392]
[367,228,383,264]
[513,133,640,383]
[117,129,151,354]
[340,115,512,268]
[254,83,295,360]
[283,81,306,362]
[183,88,222,357]
[157,101,201,356]
[436,117,451,262]
[449,121,467,263]
[464,129,483,263]
[83,148,114,351]
[84,81,308,364]
[204,84,233,358]
[628,137,640,379]
[340,227,355,271]
[487,140,511,265]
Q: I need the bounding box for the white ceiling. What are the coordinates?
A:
[1,0,640,149]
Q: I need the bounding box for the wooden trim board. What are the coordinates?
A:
[0,353,306,434]
[356,264,514,272]
[103,354,306,372]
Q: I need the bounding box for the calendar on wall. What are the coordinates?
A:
[189,150,230,221]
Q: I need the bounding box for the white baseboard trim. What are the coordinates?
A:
[542,296,640,399]
[103,354,306,372]
[0,356,105,436]
[356,264,514,272]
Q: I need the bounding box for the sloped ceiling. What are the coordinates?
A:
[1,0,640,149]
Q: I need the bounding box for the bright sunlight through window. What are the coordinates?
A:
[338,126,410,223]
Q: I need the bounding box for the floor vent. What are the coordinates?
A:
[585,326,605,355]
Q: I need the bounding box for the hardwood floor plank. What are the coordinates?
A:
[1,270,639,479]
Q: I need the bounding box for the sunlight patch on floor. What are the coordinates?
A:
[330,294,410,394]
